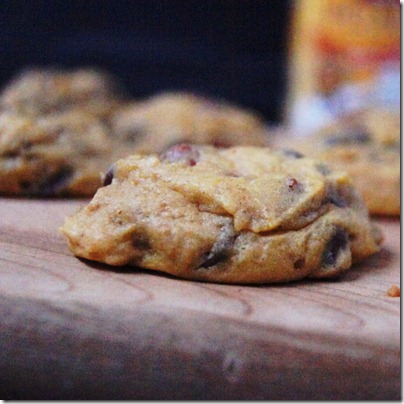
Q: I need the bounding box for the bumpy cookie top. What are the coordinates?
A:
[115,145,360,233]
[61,144,381,283]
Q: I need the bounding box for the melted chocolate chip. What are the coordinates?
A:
[280,149,304,159]
[103,165,115,186]
[321,228,348,268]
[199,225,236,268]
[161,143,200,166]
[324,130,371,146]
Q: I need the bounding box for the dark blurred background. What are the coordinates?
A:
[0,0,292,123]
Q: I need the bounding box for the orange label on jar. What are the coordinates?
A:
[287,0,400,133]
[315,0,400,86]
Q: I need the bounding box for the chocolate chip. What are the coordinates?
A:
[327,188,348,208]
[321,228,348,268]
[103,165,115,186]
[36,166,74,196]
[199,224,236,268]
[161,143,200,166]
[132,232,150,250]
[293,258,305,270]
[3,150,19,158]
[324,130,371,146]
[280,149,304,159]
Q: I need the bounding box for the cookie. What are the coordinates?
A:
[295,109,400,216]
[111,92,270,153]
[0,68,121,118]
[0,110,115,196]
[60,144,381,284]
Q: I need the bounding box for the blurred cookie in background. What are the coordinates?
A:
[294,108,400,216]
[111,92,271,154]
[0,110,116,197]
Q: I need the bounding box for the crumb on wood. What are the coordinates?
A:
[386,284,400,298]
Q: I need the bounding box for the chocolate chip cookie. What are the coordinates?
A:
[0,68,122,118]
[111,92,270,153]
[295,109,400,216]
[0,110,115,196]
[60,144,381,284]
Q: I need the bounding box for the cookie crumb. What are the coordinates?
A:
[386,284,400,297]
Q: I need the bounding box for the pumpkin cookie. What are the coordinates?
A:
[296,109,400,216]
[111,92,270,153]
[0,110,115,196]
[60,144,381,284]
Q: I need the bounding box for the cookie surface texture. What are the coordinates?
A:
[61,144,381,284]
[296,109,400,216]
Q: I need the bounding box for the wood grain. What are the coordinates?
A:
[0,197,400,399]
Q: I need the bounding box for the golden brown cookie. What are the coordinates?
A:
[0,110,115,196]
[295,109,400,216]
[111,92,270,153]
[60,144,381,284]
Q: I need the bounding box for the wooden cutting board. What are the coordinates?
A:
[0,197,400,400]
